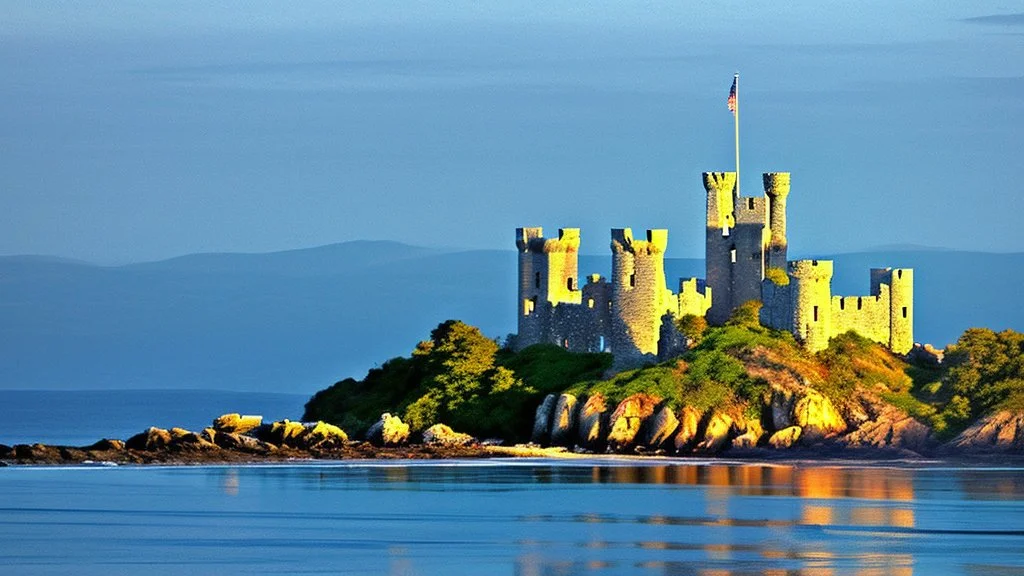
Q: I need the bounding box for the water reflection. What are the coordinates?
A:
[210,462,1024,575]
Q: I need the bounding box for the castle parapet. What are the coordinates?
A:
[611,228,667,254]
[788,259,834,280]
[703,172,737,230]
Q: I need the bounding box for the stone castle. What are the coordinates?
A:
[514,171,913,367]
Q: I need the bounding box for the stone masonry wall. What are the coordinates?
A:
[611,228,674,368]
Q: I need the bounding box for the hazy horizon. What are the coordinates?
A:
[2,2,1022,263]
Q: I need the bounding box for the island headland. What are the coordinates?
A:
[5,166,1024,465]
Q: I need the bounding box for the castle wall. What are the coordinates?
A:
[831,289,890,344]
[731,196,769,310]
[610,228,674,367]
[678,277,712,318]
[760,279,792,331]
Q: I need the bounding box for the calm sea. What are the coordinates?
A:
[0,389,309,446]
[1,461,1023,575]
[1,391,1023,574]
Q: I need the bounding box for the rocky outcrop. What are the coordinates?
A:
[531,394,557,445]
[125,427,173,451]
[549,394,578,447]
[841,404,930,451]
[577,394,609,451]
[768,426,802,449]
[793,390,847,439]
[85,439,125,452]
[638,404,679,450]
[606,394,661,451]
[673,406,703,453]
[770,388,797,429]
[696,412,734,453]
[731,419,763,450]
[212,413,263,434]
[947,411,1024,453]
[268,420,307,447]
[367,413,410,447]
[422,424,475,446]
[302,421,349,449]
[213,431,276,453]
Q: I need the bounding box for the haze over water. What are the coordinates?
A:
[2,460,1022,575]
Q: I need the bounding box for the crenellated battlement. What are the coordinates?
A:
[517,227,580,254]
[762,172,791,198]
[610,228,668,255]
[788,259,834,280]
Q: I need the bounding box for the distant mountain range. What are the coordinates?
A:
[1,242,1020,393]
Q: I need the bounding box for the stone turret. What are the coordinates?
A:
[610,228,673,367]
[788,260,834,352]
[872,268,914,354]
[515,227,582,350]
[763,172,790,270]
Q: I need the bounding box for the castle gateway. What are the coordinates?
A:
[514,172,913,367]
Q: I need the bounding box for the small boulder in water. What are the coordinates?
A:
[367,413,410,447]
[422,424,475,446]
[212,413,263,434]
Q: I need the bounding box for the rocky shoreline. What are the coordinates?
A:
[3,399,1022,467]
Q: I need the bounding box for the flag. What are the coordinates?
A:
[727,76,737,115]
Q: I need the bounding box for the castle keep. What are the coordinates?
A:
[514,171,913,366]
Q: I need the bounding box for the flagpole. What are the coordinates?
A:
[734,72,740,200]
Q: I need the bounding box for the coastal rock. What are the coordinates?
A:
[549,394,578,447]
[422,424,475,446]
[909,343,944,367]
[793,390,846,438]
[301,421,348,449]
[367,413,410,447]
[948,411,1024,453]
[768,426,803,449]
[531,394,557,445]
[213,431,275,453]
[731,419,763,450]
[268,420,307,447]
[125,427,173,451]
[841,405,930,451]
[673,406,703,453]
[212,413,263,434]
[696,412,734,453]
[770,388,797,429]
[576,394,609,451]
[169,428,217,449]
[638,404,679,449]
[85,439,125,452]
[14,443,62,462]
[0,444,12,459]
[606,393,661,452]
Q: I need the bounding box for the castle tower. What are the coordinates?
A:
[872,268,914,354]
[763,172,790,270]
[704,171,771,324]
[515,227,582,350]
[610,228,671,367]
[703,172,737,325]
[788,260,834,352]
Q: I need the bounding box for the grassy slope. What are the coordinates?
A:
[305,316,1008,443]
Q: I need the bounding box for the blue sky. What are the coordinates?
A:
[1,2,1022,263]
